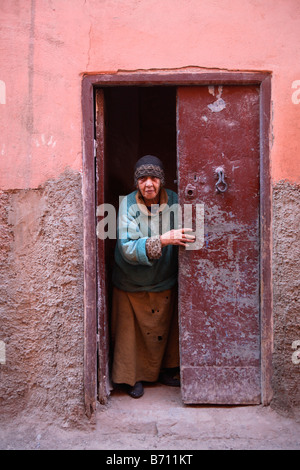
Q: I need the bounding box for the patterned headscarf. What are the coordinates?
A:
[134,155,165,186]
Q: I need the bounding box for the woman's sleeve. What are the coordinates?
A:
[117,199,153,266]
[145,235,162,259]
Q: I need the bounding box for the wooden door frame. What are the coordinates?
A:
[81,70,272,418]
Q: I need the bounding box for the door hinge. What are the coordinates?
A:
[96,333,100,344]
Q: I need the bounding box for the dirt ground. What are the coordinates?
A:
[1,384,299,450]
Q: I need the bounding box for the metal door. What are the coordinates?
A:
[177,85,261,404]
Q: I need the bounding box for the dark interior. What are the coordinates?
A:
[104,86,177,205]
[103,86,177,304]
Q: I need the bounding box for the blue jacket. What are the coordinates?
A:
[112,188,178,292]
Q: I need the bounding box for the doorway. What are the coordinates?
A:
[95,86,178,403]
[82,72,272,417]
[102,85,177,295]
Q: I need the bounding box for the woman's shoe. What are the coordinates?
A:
[159,368,180,387]
[128,381,144,398]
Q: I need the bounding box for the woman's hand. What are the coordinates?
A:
[160,228,196,248]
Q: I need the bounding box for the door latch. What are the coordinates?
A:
[215,167,228,193]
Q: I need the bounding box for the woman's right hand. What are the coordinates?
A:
[160,228,196,248]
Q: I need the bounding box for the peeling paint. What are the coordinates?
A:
[208,97,226,113]
[207,85,226,112]
[178,85,260,404]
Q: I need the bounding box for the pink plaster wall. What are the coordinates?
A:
[1,0,300,189]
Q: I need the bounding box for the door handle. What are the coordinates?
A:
[215,167,228,193]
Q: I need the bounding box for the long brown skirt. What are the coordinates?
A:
[111,286,179,387]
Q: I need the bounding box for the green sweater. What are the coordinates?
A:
[112,188,178,292]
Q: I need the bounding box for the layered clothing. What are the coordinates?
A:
[112,188,178,292]
[111,188,180,386]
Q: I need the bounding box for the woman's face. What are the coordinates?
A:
[137,176,161,204]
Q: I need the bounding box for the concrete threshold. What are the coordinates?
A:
[1,384,299,450]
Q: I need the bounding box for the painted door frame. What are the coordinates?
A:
[81,70,272,418]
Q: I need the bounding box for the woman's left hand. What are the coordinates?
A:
[160,228,196,248]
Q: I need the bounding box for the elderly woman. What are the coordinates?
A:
[111,155,195,398]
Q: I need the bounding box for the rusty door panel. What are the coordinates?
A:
[177,85,260,404]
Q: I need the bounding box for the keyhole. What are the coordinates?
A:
[185,184,196,198]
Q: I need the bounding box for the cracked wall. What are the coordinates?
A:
[0,170,85,426]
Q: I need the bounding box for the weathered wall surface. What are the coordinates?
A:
[272,181,300,419]
[0,170,84,426]
[0,0,299,424]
